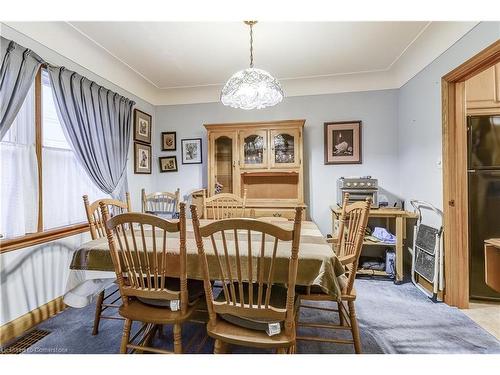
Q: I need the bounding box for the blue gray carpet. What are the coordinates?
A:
[22,279,500,354]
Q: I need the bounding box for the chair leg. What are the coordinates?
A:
[348,301,362,354]
[213,339,227,354]
[337,301,345,326]
[157,324,164,338]
[92,290,105,335]
[120,319,132,354]
[173,323,182,354]
[144,324,157,349]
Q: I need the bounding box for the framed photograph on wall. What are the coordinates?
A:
[161,131,176,151]
[181,138,202,164]
[159,156,178,173]
[134,109,152,144]
[324,121,362,165]
[134,142,152,174]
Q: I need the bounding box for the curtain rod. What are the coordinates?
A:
[3,35,136,105]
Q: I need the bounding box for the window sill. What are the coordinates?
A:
[0,223,89,254]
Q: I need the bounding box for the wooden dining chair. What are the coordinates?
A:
[141,188,180,218]
[202,189,247,219]
[191,204,303,354]
[297,194,371,354]
[82,193,132,335]
[257,217,290,222]
[100,202,203,354]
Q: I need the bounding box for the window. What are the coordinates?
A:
[0,68,109,240]
[0,84,38,238]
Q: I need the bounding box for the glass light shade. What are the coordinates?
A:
[220,68,284,110]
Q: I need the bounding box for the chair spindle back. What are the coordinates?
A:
[141,188,180,217]
[191,205,303,335]
[100,203,189,313]
[336,193,371,294]
[202,189,247,220]
[83,193,131,240]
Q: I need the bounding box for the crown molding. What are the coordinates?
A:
[1,22,158,104]
[392,21,479,87]
[1,21,480,106]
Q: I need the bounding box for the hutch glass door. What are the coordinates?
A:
[239,130,268,169]
[213,133,236,194]
[270,129,300,168]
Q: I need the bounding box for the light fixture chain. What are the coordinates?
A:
[249,22,254,68]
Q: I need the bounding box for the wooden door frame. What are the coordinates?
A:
[442,40,500,308]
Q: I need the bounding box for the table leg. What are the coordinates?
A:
[396,216,404,283]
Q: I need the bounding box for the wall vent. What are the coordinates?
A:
[1,329,51,354]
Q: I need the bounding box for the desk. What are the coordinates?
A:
[485,239,500,292]
[330,206,418,282]
[64,219,345,308]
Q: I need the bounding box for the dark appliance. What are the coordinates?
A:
[336,176,378,207]
[467,115,500,301]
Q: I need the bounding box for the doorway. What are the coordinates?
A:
[442,40,500,308]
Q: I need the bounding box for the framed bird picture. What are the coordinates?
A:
[324,121,362,165]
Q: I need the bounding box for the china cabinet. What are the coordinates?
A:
[205,119,306,219]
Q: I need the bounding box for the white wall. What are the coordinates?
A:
[0,232,92,325]
[154,90,400,235]
[397,22,500,222]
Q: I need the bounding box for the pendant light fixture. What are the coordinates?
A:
[220,21,284,110]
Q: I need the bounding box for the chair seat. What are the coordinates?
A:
[119,299,197,324]
[137,278,205,308]
[207,318,295,349]
[216,284,298,332]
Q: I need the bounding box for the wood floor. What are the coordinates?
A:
[461,300,500,340]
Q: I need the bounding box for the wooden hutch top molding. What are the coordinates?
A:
[204,119,306,131]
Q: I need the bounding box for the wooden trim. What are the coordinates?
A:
[0,223,89,254]
[466,107,500,116]
[443,40,500,82]
[441,40,500,308]
[0,296,66,345]
[204,119,306,131]
[35,68,43,232]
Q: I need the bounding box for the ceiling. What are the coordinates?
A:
[68,22,428,89]
[2,21,479,105]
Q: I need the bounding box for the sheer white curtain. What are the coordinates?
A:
[41,70,110,229]
[42,148,109,229]
[0,84,38,238]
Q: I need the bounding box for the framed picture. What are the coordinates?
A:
[181,138,202,164]
[161,132,176,151]
[134,109,152,144]
[134,142,152,174]
[324,121,362,164]
[159,156,178,173]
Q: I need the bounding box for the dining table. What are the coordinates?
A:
[63,219,346,308]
